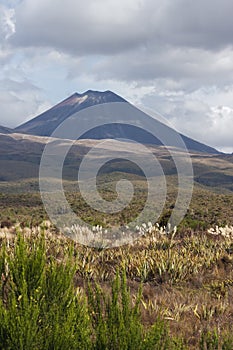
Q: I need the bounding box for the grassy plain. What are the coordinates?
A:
[0,135,233,348]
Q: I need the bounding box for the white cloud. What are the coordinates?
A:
[0,79,51,127]
[142,89,233,152]
[0,5,15,40]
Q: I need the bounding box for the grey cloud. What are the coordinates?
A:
[0,47,12,65]
[154,0,233,50]
[0,79,51,127]
[11,0,233,55]
[11,0,149,55]
[88,46,233,92]
[142,92,233,151]
[0,78,39,92]
[9,0,233,92]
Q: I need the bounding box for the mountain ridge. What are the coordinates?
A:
[0,126,13,134]
[14,90,220,154]
[14,90,126,137]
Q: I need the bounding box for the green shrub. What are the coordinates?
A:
[88,271,143,350]
[200,329,219,350]
[0,232,91,350]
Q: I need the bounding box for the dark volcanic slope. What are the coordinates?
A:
[15,90,126,137]
[0,126,13,134]
[15,90,219,154]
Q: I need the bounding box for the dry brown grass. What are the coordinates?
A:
[1,223,233,348]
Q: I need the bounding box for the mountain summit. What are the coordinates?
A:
[14,90,219,154]
[15,90,126,137]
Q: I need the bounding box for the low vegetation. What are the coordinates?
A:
[0,174,232,349]
[0,223,233,349]
[0,178,233,229]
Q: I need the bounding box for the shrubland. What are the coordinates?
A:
[0,223,233,349]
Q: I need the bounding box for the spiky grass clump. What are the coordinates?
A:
[0,231,183,350]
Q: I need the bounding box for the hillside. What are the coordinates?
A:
[0,125,13,134]
[0,132,232,190]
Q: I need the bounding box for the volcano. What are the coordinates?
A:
[14,90,220,154]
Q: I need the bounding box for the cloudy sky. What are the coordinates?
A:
[1,0,233,152]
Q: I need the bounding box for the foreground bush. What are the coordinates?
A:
[0,232,183,350]
[0,234,91,350]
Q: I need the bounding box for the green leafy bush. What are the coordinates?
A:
[0,233,183,350]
